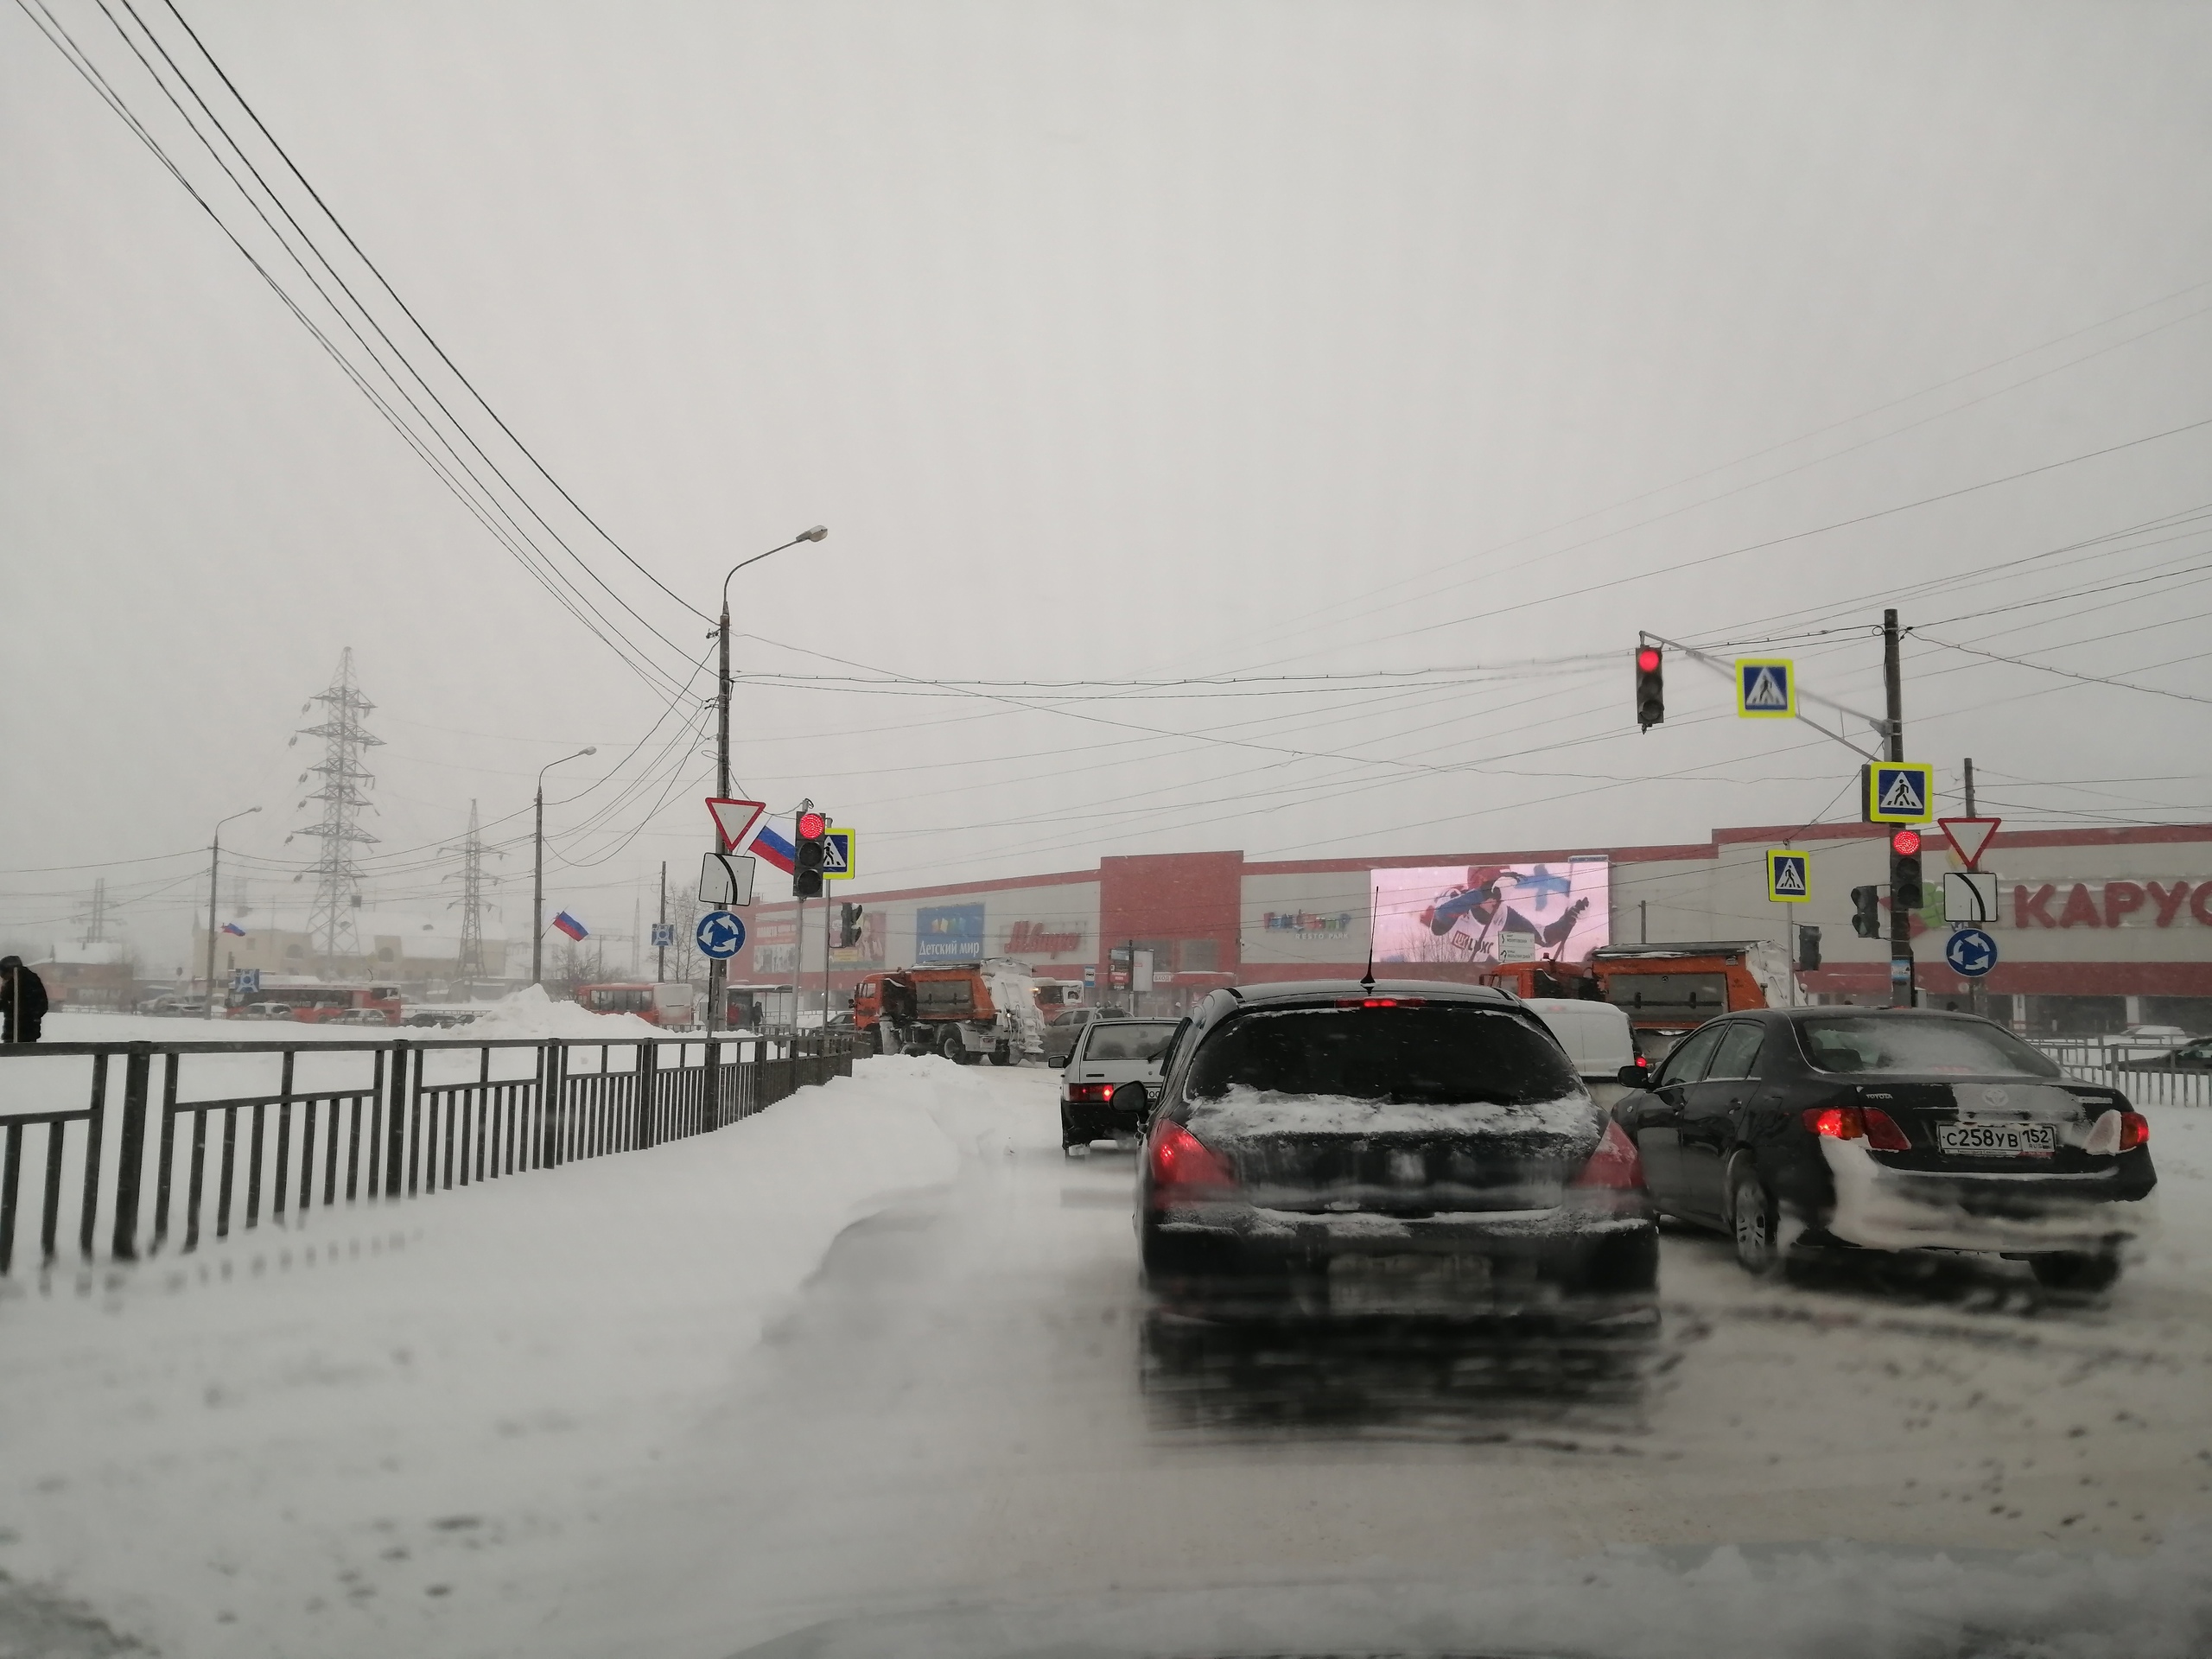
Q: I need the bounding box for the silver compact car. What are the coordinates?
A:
[1054,1017,1181,1153]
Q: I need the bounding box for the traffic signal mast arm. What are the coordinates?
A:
[1636,631,1887,762]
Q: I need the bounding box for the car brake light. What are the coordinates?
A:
[1147,1122,1236,1193]
[2120,1111,2150,1152]
[1065,1083,1116,1105]
[1335,997,1425,1008]
[1802,1104,1910,1151]
[1569,1119,1645,1189]
[1804,1105,1861,1140]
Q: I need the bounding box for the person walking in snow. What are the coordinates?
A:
[1,956,48,1044]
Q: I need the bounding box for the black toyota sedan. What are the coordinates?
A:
[1611,1007,2157,1289]
[1135,982,1657,1325]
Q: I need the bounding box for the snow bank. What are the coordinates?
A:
[447,982,657,1040]
[0,1057,960,1659]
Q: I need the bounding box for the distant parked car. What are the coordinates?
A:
[2115,1025,2191,1048]
[239,1001,298,1020]
[138,993,208,1017]
[2117,1036,2212,1074]
[332,1007,395,1027]
[1041,1007,1095,1065]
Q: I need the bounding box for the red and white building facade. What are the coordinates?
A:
[728,821,2212,1038]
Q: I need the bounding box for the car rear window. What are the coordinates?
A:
[1184,1004,1580,1106]
[1082,1022,1179,1061]
[1796,1015,2061,1077]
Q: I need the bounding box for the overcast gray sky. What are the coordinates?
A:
[3,0,2209,969]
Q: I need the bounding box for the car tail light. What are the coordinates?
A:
[1568,1119,1646,1189]
[1147,1122,1236,1196]
[2120,1111,2150,1152]
[1862,1108,1912,1152]
[1804,1105,1862,1141]
[1336,997,1425,1008]
[1065,1083,1116,1105]
[1802,1104,1910,1152]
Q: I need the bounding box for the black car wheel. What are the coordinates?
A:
[939,1028,966,1064]
[2030,1249,2122,1293]
[989,1043,1012,1066]
[1729,1160,1781,1275]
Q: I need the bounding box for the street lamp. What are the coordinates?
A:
[203,805,262,1018]
[705,526,825,1036]
[532,747,598,988]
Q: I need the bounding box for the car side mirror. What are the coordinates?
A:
[1048,1053,1070,1068]
[1112,1081,1149,1118]
[1617,1063,1652,1088]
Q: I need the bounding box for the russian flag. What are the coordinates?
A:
[220,922,247,938]
[551,911,588,941]
[751,823,796,874]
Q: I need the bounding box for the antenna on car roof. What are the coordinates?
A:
[1361,885,1377,993]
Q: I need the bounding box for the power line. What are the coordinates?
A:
[153,0,710,624]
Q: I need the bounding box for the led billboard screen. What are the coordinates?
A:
[1370,857,1611,965]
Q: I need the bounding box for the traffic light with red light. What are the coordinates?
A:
[1635,645,1664,730]
[1890,825,1923,911]
[794,811,829,898]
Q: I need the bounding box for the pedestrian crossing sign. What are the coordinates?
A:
[1766,849,1810,903]
[1861,762,1935,824]
[1736,658,1796,718]
[822,828,856,880]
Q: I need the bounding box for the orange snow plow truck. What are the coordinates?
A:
[854,963,1046,1065]
[1479,940,1790,1061]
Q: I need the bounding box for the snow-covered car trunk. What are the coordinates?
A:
[1190,1089,1602,1214]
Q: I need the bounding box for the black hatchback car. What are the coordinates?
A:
[1135,982,1657,1325]
[1611,1008,2156,1289]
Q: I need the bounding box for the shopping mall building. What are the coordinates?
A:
[729,819,2212,1039]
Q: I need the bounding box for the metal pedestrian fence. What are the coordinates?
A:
[0,1032,855,1278]
[2030,1039,2212,1109]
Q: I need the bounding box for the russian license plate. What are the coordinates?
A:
[1939,1119,2058,1159]
[1327,1253,1491,1313]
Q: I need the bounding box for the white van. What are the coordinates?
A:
[1521,996,1639,1106]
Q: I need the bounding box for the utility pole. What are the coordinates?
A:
[531,748,595,987]
[204,806,260,1017]
[1963,756,1981,1020]
[823,829,834,1032]
[708,527,825,1041]
[1883,608,1914,1009]
[656,861,668,984]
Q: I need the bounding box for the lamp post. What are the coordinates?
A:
[705,526,826,1036]
[203,805,261,1019]
[532,747,598,987]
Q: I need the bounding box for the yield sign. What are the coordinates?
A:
[1938,816,2002,870]
[705,797,766,851]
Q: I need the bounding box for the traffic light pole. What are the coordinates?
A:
[708,601,731,1039]
[1884,608,1914,1008]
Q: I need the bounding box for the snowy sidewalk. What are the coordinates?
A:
[0,1056,964,1658]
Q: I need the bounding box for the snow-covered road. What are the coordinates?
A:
[4,1055,2210,1657]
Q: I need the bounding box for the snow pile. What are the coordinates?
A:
[449,982,657,1040]
[0,1057,962,1658]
